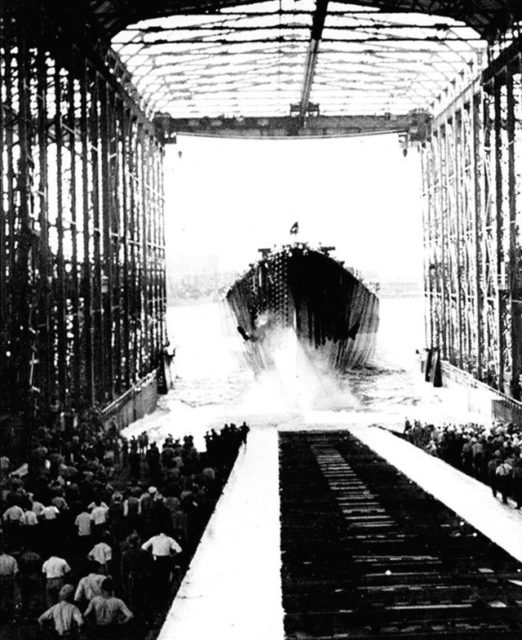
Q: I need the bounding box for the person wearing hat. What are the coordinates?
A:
[38,583,84,638]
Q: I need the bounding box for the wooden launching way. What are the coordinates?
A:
[280,431,522,639]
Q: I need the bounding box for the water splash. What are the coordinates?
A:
[123,298,488,448]
[238,324,361,414]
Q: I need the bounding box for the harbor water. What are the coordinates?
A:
[124,296,479,447]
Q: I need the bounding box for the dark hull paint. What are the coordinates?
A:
[226,245,379,371]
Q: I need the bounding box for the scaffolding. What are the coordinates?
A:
[0,1,165,436]
[423,35,522,400]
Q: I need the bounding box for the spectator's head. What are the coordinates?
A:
[89,561,100,573]
[59,584,74,602]
[101,578,115,595]
[126,532,140,548]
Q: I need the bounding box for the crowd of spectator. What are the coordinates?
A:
[0,410,249,639]
[403,418,522,507]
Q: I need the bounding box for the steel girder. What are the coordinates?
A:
[423,38,522,398]
[0,1,166,426]
[153,112,431,140]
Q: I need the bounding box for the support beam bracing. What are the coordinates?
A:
[423,35,522,401]
[0,0,166,453]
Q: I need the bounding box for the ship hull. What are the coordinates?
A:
[226,245,379,372]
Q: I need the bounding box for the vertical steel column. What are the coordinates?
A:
[158,143,166,354]
[121,107,131,390]
[80,59,94,405]
[91,71,104,403]
[14,5,36,410]
[99,78,113,401]
[446,115,461,367]
[458,99,479,377]
[113,95,123,397]
[128,116,139,385]
[138,122,148,377]
[67,69,81,407]
[434,131,445,354]
[421,137,433,347]
[506,60,521,399]
[0,10,5,383]
[54,61,68,407]
[493,72,513,393]
[425,129,441,352]
[35,19,52,405]
[483,82,500,388]
[439,125,450,360]
[470,88,485,380]
[455,109,466,370]
[513,55,522,400]
[459,105,469,373]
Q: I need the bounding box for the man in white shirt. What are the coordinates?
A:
[0,547,19,576]
[2,504,23,522]
[74,509,92,554]
[42,504,60,520]
[141,532,182,558]
[21,508,38,526]
[87,540,112,574]
[89,499,109,538]
[75,509,92,537]
[141,531,182,608]
[42,554,71,606]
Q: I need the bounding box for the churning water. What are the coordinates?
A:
[124,297,476,448]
